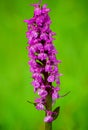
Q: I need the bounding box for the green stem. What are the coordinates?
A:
[45,122,52,130]
[45,92,52,130]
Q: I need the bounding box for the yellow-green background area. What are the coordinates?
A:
[0,0,88,130]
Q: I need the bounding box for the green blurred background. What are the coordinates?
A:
[0,0,88,130]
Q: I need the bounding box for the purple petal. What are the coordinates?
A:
[38,89,48,97]
[36,103,45,110]
[44,116,53,122]
[32,73,42,82]
[52,92,59,100]
[34,7,41,15]
[45,64,52,72]
[32,80,40,89]
[38,53,47,60]
[47,75,55,82]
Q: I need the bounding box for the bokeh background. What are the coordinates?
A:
[0,0,88,130]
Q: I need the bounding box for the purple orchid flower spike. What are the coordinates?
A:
[24,2,62,130]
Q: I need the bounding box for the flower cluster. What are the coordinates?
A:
[24,4,61,122]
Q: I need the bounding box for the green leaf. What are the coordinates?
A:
[27,100,36,106]
[52,106,60,120]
